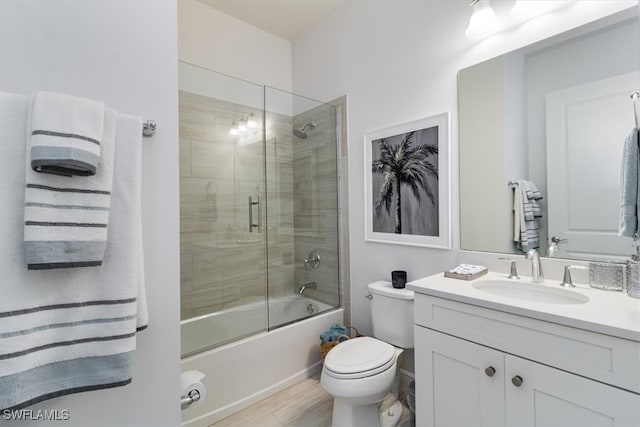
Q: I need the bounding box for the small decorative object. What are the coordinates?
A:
[391,270,407,289]
[626,256,640,298]
[365,113,451,249]
[320,326,363,361]
[444,264,488,280]
[589,261,625,291]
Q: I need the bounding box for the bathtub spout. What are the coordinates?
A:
[298,282,317,295]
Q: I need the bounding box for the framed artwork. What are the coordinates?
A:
[364,113,450,249]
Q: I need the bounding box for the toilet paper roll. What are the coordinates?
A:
[181,370,207,408]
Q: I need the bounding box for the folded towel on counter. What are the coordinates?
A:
[619,127,639,238]
[30,91,105,176]
[24,96,115,270]
[320,324,349,343]
[448,264,487,275]
[0,92,147,411]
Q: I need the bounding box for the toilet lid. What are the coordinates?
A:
[324,337,396,379]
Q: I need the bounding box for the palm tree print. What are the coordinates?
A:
[372,129,438,234]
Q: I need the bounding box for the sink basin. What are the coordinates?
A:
[472,279,590,305]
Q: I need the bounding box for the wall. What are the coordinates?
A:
[291,0,638,347]
[0,1,180,426]
[459,57,510,253]
[178,0,292,91]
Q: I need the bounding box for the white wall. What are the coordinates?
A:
[291,0,638,341]
[178,0,292,91]
[0,1,181,425]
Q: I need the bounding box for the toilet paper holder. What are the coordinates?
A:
[181,370,206,411]
[181,389,201,410]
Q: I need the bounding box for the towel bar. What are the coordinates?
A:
[142,120,156,137]
[631,91,639,128]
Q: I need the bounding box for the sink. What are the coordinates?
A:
[472,279,590,305]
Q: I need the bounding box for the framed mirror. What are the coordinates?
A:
[458,8,639,261]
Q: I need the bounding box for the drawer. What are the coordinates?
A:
[415,293,640,393]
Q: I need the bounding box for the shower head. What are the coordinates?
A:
[293,122,316,139]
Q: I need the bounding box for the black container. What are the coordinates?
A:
[391,270,407,289]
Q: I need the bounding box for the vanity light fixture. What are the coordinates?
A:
[465,0,501,40]
[466,0,571,40]
[246,113,258,129]
[230,114,260,137]
[511,0,563,20]
[229,120,238,136]
[237,119,247,133]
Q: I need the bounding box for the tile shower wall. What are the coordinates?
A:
[180,89,338,321]
[180,90,294,320]
[292,106,339,307]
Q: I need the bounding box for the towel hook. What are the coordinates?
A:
[142,120,156,137]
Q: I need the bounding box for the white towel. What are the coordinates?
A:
[24,97,115,270]
[30,91,104,176]
[449,264,487,275]
[619,128,639,238]
[0,92,147,411]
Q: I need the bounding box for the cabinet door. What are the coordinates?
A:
[505,355,640,426]
[415,326,506,427]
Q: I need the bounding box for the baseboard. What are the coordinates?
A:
[182,362,323,426]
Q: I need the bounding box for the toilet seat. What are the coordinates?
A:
[323,337,396,380]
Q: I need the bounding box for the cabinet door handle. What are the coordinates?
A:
[484,366,496,377]
[511,375,523,387]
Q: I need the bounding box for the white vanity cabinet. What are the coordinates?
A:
[413,293,640,427]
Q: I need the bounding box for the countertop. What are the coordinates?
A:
[408,271,640,342]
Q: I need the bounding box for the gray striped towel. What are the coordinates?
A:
[513,179,543,252]
[24,99,116,270]
[1,92,147,411]
[30,91,105,176]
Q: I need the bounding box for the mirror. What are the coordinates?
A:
[459,9,640,261]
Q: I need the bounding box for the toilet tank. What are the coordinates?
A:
[368,281,414,348]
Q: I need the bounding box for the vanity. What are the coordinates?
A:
[408,272,640,426]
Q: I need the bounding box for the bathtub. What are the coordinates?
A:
[181,295,343,426]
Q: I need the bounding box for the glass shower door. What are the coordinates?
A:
[264,87,339,329]
[179,62,267,356]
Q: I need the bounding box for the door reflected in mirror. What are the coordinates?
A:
[458,9,639,261]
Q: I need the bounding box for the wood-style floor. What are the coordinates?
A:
[210,373,413,427]
[210,374,333,427]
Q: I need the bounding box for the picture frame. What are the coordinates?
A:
[364,113,450,249]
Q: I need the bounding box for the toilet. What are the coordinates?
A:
[321,281,414,427]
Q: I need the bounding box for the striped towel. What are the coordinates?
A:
[30,91,105,176]
[1,92,147,411]
[24,100,115,270]
[513,179,543,252]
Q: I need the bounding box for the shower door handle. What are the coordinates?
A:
[248,195,262,233]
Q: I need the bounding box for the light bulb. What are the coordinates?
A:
[237,121,247,133]
[229,121,238,136]
[465,0,501,40]
[247,114,258,129]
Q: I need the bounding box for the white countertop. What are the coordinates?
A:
[408,271,640,342]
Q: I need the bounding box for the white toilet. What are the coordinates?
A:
[321,281,414,427]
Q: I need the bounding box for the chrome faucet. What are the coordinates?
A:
[525,249,544,283]
[298,282,317,295]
